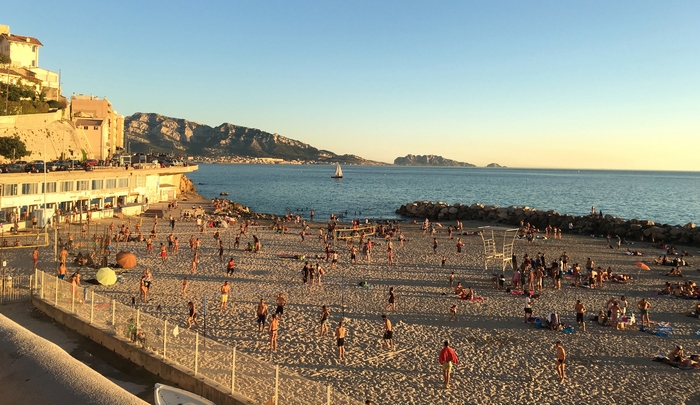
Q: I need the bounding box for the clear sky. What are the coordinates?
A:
[8,1,700,169]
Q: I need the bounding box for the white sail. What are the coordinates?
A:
[332,163,343,178]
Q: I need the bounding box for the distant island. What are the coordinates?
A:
[486,163,505,168]
[394,154,476,167]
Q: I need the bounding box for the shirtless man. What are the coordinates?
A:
[335,321,346,359]
[637,298,651,328]
[57,262,67,279]
[381,315,394,350]
[269,314,279,352]
[59,247,68,265]
[275,293,287,321]
[32,247,39,268]
[555,341,566,382]
[182,277,188,298]
[220,281,230,311]
[256,299,268,333]
[574,300,586,331]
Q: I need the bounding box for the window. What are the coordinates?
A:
[33,46,37,52]
[61,181,73,192]
[83,126,88,130]
[21,183,39,195]
[136,176,145,187]
[76,180,89,191]
[93,126,99,130]
[2,184,18,196]
[118,178,129,188]
[42,182,57,193]
[106,179,117,189]
[91,180,103,190]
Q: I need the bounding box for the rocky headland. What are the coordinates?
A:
[396,201,700,245]
[125,113,382,165]
[393,154,476,167]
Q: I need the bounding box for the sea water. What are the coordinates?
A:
[188,164,700,226]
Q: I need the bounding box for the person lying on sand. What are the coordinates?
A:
[666,267,684,277]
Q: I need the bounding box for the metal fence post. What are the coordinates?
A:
[136,308,140,329]
[231,346,236,395]
[111,299,116,330]
[41,271,44,299]
[54,275,58,306]
[327,385,331,405]
[29,276,33,300]
[275,365,279,405]
[163,319,167,359]
[90,291,94,324]
[194,333,199,376]
[71,285,75,313]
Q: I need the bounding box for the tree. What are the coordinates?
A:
[0,53,10,65]
[0,136,30,160]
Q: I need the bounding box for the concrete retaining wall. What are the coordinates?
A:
[32,296,253,405]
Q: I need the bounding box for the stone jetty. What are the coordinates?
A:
[396,201,699,245]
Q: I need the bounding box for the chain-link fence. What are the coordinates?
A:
[32,269,361,405]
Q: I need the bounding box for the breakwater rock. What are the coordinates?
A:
[214,199,277,221]
[396,201,700,245]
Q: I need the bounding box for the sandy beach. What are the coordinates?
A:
[14,202,700,405]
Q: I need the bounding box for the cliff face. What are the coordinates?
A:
[124,113,380,164]
[393,154,475,167]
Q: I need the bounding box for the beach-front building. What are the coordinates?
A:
[0,164,197,228]
[71,94,126,160]
[0,25,61,101]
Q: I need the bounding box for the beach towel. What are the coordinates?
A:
[509,290,525,296]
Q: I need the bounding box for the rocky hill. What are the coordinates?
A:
[124,113,380,164]
[393,154,475,167]
[486,163,505,168]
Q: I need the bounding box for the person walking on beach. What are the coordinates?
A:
[320,305,330,337]
[269,314,279,352]
[59,247,68,264]
[223,257,234,276]
[218,240,224,262]
[575,300,586,331]
[187,301,198,329]
[637,298,651,328]
[524,292,534,322]
[335,321,346,360]
[182,277,188,298]
[456,238,462,254]
[220,281,230,311]
[256,299,268,333]
[433,238,438,254]
[555,341,566,382]
[381,315,394,350]
[160,243,167,263]
[439,341,459,389]
[32,247,39,268]
[275,293,287,321]
[385,287,397,312]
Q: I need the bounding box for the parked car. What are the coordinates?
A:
[46,161,60,171]
[24,160,45,173]
[0,164,24,173]
[85,159,98,166]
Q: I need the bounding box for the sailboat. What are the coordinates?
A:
[331,162,343,179]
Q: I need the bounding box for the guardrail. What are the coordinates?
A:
[32,269,360,405]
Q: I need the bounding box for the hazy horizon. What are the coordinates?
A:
[8,1,699,170]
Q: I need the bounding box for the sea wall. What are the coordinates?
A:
[396,201,700,245]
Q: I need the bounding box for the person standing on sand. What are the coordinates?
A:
[637,298,651,328]
[381,315,394,350]
[524,292,534,322]
[555,341,566,382]
[439,341,459,389]
[385,287,397,312]
[220,281,230,311]
[433,238,439,254]
[335,321,346,359]
[275,293,287,320]
[575,300,586,331]
[182,277,188,298]
[187,301,198,329]
[269,314,279,352]
[320,305,330,337]
[256,298,268,333]
[456,238,462,254]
